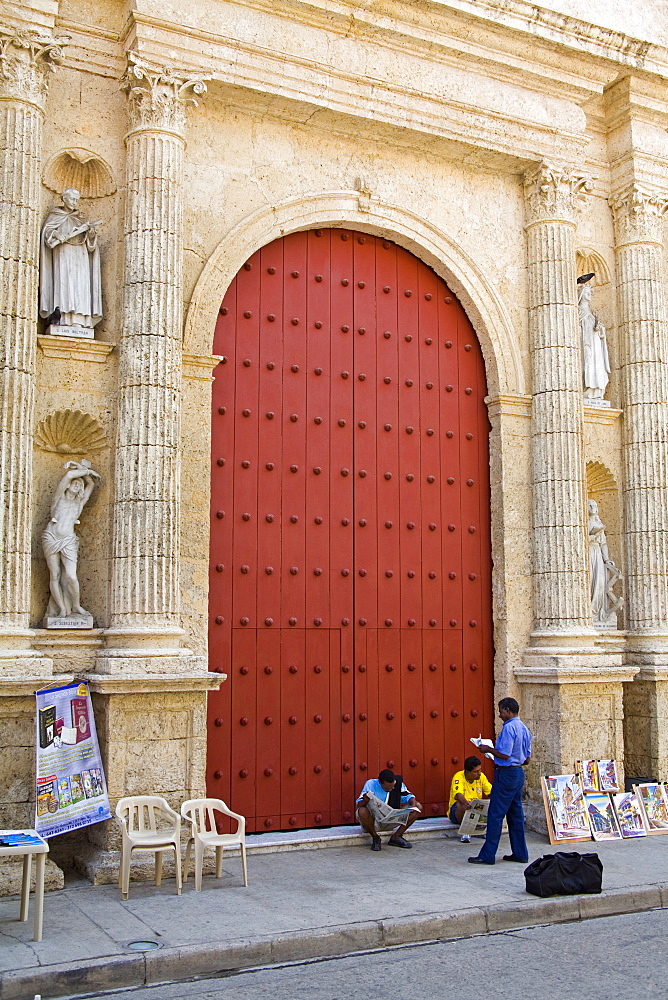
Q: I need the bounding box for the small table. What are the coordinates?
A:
[0,830,49,941]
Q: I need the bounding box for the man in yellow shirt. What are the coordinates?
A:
[448,755,493,843]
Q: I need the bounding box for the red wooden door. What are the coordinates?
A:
[208,229,493,833]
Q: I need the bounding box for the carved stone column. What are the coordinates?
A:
[517,164,634,804]
[98,55,208,671]
[80,56,222,880]
[523,161,592,634]
[611,184,668,780]
[0,28,64,678]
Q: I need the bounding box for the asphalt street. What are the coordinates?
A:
[68,908,667,1000]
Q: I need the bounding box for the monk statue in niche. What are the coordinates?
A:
[39,187,102,338]
[577,273,610,403]
[588,499,622,629]
[42,459,100,628]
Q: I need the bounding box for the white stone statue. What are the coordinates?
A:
[588,499,622,628]
[578,274,610,403]
[42,460,100,628]
[39,188,102,339]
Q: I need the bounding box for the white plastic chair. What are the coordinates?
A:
[115,796,182,899]
[181,798,248,891]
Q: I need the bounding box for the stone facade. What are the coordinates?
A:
[2,0,668,872]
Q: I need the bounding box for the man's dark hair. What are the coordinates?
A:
[378,768,396,783]
[499,697,519,714]
[464,755,481,771]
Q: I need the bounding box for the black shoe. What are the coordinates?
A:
[502,855,528,863]
[388,836,412,849]
[468,856,494,865]
[371,837,381,851]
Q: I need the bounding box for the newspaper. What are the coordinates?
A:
[365,793,421,829]
[457,799,489,836]
[457,799,508,837]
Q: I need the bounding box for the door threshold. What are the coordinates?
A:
[241,816,457,855]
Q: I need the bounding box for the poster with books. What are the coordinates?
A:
[35,681,111,838]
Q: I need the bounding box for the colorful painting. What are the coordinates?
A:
[597,759,620,793]
[611,792,646,839]
[542,774,591,845]
[585,793,622,841]
[634,783,668,834]
[577,760,599,793]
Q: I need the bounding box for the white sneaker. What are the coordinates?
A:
[460,834,471,843]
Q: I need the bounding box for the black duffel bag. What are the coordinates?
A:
[524,851,602,897]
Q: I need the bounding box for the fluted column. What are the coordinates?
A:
[611,184,668,780]
[517,163,634,794]
[610,185,668,632]
[102,55,207,659]
[0,28,64,674]
[524,162,593,633]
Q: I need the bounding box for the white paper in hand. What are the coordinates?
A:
[470,735,494,750]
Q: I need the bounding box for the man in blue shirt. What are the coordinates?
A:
[356,769,421,851]
[468,697,532,865]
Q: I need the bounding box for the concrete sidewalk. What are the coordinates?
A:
[2,826,668,1000]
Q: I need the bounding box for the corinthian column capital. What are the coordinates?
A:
[609,184,668,247]
[0,27,67,108]
[523,160,593,227]
[121,52,208,138]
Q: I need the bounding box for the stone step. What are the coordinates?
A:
[241,816,459,855]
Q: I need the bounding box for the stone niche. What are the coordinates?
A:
[42,148,116,200]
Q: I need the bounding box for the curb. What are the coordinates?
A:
[2,884,666,1000]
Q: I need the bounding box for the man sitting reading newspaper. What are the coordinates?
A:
[356,768,422,851]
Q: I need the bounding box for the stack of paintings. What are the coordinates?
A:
[576,759,621,794]
[542,761,667,844]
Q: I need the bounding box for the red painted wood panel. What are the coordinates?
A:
[209,229,492,832]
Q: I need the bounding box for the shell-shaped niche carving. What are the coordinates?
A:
[42,148,116,199]
[576,248,611,286]
[587,460,617,496]
[34,410,108,454]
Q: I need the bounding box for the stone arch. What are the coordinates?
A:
[183,192,524,398]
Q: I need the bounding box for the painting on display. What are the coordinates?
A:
[542,774,591,846]
[611,792,647,839]
[634,783,668,835]
[597,759,621,793]
[585,793,622,841]
[577,760,599,794]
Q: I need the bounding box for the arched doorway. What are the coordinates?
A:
[207,228,493,833]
